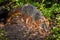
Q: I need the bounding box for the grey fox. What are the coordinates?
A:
[2,4,50,40]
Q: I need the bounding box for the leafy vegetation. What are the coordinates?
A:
[0,0,60,40]
[46,27,60,40]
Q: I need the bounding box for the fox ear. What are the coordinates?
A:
[23,4,29,6]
